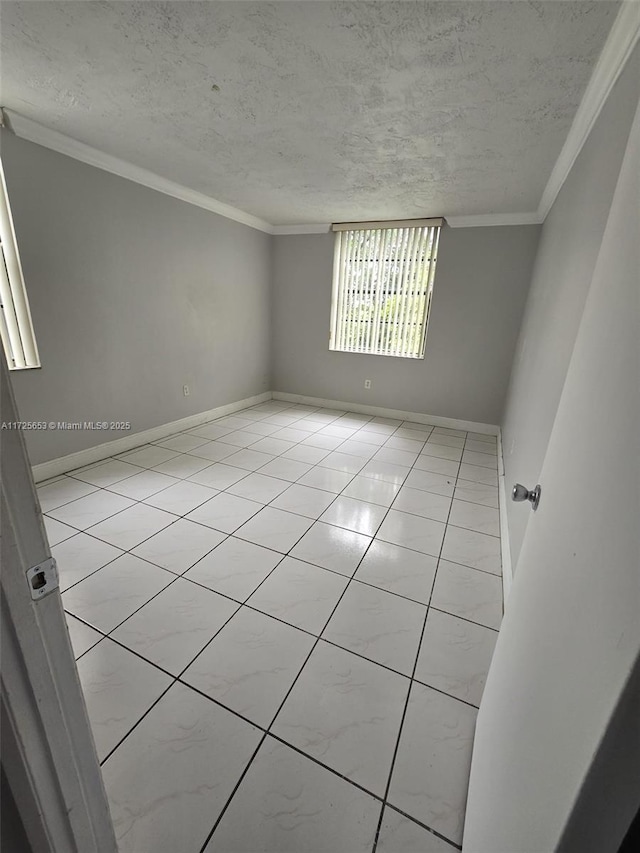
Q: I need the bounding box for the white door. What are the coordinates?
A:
[463,99,640,853]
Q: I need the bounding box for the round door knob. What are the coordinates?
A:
[512,483,541,510]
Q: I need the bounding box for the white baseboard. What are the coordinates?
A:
[32,392,272,483]
[497,429,513,609]
[272,391,499,436]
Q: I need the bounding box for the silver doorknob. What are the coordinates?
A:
[512,483,541,510]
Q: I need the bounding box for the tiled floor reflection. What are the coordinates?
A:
[42,399,503,852]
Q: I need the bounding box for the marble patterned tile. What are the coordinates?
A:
[359,459,411,485]
[235,507,313,553]
[187,463,249,490]
[457,463,498,487]
[52,532,123,591]
[87,503,176,550]
[453,480,499,508]
[76,639,171,762]
[377,510,446,558]
[204,738,381,852]
[37,476,98,513]
[62,554,174,632]
[377,806,457,852]
[102,683,262,853]
[70,459,145,488]
[296,467,355,493]
[44,516,81,546]
[247,557,348,634]
[448,499,500,537]
[354,541,438,605]
[431,561,502,630]
[392,486,452,523]
[183,608,315,727]
[107,470,179,501]
[272,642,409,797]
[151,453,213,479]
[290,522,371,577]
[226,472,291,504]
[404,469,455,497]
[185,493,263,534]
[441,525,501,575]
[65,613,103,658]
[388,682,477,845]
[132,519,226,574]
[143,480,219,515]
[184,536,282,601]
[117,445,180,469]
[323,582,426,675]
[47,490,135,530]
[415,609,498,706]
[270,483,336,519]
[462,449,498,470]
[319,495,387,537]
[258,457,314,482]
[112,578,238,674]
[342,475,401,507]
[412,453,460,477]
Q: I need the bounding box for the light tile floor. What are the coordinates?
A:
[42,399,503,852]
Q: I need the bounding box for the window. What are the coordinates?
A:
[0,159,40,369]
[329,218,442,359]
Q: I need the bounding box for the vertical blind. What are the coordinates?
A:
[0,159,40,370]
[329,219,442,359]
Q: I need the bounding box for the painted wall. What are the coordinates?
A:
[271,224,540,425]
[1,132,271,465]
[502,42,640,565]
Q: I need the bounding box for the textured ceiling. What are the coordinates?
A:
[0,1,619,224]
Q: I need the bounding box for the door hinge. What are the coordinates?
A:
[26,557,59,600]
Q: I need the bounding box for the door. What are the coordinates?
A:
[1,348,116,852]
[463,99,640,852]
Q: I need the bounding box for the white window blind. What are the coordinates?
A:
[329,219,442,359]
[0,159,40,370]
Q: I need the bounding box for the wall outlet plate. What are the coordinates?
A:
[183,385,190,397]
[364,379,372,389]
[26,557,59,600]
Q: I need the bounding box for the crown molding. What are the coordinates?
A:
[1,109,274,234]
[446,212,542,228]
[271,223,331,235]
[537,0,640,221]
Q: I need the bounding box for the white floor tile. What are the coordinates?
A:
[270,483,336,518]
[226,472,290,504]
[377,807,457,852]
[454,480,499,508]
[65,613,103,658]
[152,453,213,478]
[62,554,174,632]
[318,451,367,474]
[76,639,171,761]
[249,436,296,456]
[47,490,135,530]
[432,427,466,439]
[154,433,211,453]
[87,503,175,550]
[281,443,329,464]
[37,476,98,513]
[413,453,460,477]
[132,519,226,574]
[384,435,425,453]
[377,511,446,558]
[71,459,145,488]
[466,432,496,445]
[117,445,180,469]
[465,439,497,456]
[441,525,501,575]
[187,422,235,440]
[184,536,282,601]
[209,430,260,449]
[186,493,263,534]
[290,522,371,577]
[183,608,315,727]
[272,426,312,443]
[187,463,249,490]
[420,443,463,462]
[415,609,498,707]
[297,466,355,493]
[53,532,123,591]
[374,446,419,467]
[107,470,179,500]
[431,561,502,630]
[235,507,313,553]
[247,557,348,634]
[342,475,401,507]
[323,582,426,675]
[143,480,218,515]
[360,459,411,485]
[258,457,313,482]
[320,495,387,537]
[301,433,345,451]
[272,642,409,797]
[462,449,498,469]
[448,499,500,537]
[354,541,438,605]
[223,448,276,472]
[457,463,498,486]
[404,469,455,497]
[338,439,379,459]
[43,516,80,546]
[112,578,238,674]
[186,440,238,462]
[102,683,261,853]
[388,683,477,845]
[426,433,464,448]
[204,738,381,853]
[392,486,452,523]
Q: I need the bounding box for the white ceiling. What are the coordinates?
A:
[0,1,620,225]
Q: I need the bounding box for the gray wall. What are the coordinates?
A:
[272,225,539,425]
[502,42,640,564]
[1,132,272,465]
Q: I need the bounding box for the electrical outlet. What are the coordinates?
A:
[364,379,372,390]
[183,385,190,397]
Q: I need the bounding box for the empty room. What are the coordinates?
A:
[1,2,639,852]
